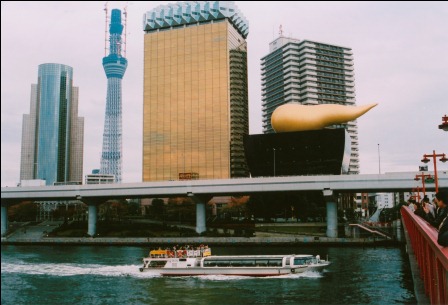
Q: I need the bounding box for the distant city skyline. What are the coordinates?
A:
[2,1,447,187]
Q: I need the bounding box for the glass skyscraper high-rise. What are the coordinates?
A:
[261,36,360,174]
[20,63,84,185]
[142,1,249,181]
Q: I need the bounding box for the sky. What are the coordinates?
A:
[1,1,447,187]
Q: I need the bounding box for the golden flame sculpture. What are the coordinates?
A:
[271,103,378,133]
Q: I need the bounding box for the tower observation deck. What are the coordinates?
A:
[100,8,127,183]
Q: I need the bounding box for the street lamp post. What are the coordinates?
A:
[411,187,421,202]
[421,150,447,193]
[439,115,448,131]
[414,172,432,197]
[378,143,381,174]
[273,148,276,177]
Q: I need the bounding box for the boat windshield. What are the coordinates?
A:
[293,258,312,265]
[148,260,167,268]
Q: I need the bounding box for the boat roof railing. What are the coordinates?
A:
[203,254,314,259]
[149,248,211,258]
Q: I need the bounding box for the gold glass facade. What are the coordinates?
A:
[143,20,248,181]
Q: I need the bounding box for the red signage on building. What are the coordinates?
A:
[179,172,199,180]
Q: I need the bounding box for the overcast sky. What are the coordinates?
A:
[1,1,447,187]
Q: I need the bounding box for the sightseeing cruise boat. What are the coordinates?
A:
[139,247,330,277]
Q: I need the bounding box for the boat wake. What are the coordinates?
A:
[0,262,158,278]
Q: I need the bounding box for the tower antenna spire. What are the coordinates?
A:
[123,4,128,57]
[104,2,109,57]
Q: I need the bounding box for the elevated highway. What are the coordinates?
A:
[2,172,447,201]
[2,172,447,237]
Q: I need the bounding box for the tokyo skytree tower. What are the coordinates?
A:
[100,8,127,182]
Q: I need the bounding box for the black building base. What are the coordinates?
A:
[243,129,350,177]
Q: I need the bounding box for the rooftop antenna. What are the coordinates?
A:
[279,24,283,37]
[123,4,128,57]
[104,2,109,57]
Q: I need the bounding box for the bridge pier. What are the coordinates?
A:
[87,205,97,237]
[1,204,7,237]
[189,195,210,234]
[196,202,206,234]
[323,189,338,238]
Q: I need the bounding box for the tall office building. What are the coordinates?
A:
[100,8,128,183]
[20,63,84,185]
[142,1,249,181]
[261,36,359,174]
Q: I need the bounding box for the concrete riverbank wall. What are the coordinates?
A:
[1,236,398,246]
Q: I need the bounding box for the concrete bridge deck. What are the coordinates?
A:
[2,172,447,202]
[2,172,447,238]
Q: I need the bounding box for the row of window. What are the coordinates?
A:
[282,58,348,71]
[284,80,349,93]
[203,259,283,267]
[316,71,348,80]
[317,94,348,101]
[315,55,345,63]
[314,43,346,52]
[315,48,348,58]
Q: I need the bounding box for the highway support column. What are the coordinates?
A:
[323,189,338,238]
[1,204,7,237]
[189,194,211,234]
[87,204,97,237]
[196,202,206,234]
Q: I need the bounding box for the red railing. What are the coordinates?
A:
[401,207,448,304]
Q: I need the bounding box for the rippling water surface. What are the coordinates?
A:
[1,245,416,305]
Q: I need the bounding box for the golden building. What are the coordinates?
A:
[142,2,249,181]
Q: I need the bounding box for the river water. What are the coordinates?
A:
[1,245,416,305]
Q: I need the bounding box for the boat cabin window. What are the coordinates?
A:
[256,259,268,267]
[268,259,282,267]
[293,258,312,265]
[149,260,167,267]
[285,258,290,266]
[203,259,282,268]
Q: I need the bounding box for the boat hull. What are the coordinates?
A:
[307,261,330,272]
[140,266,308,277]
